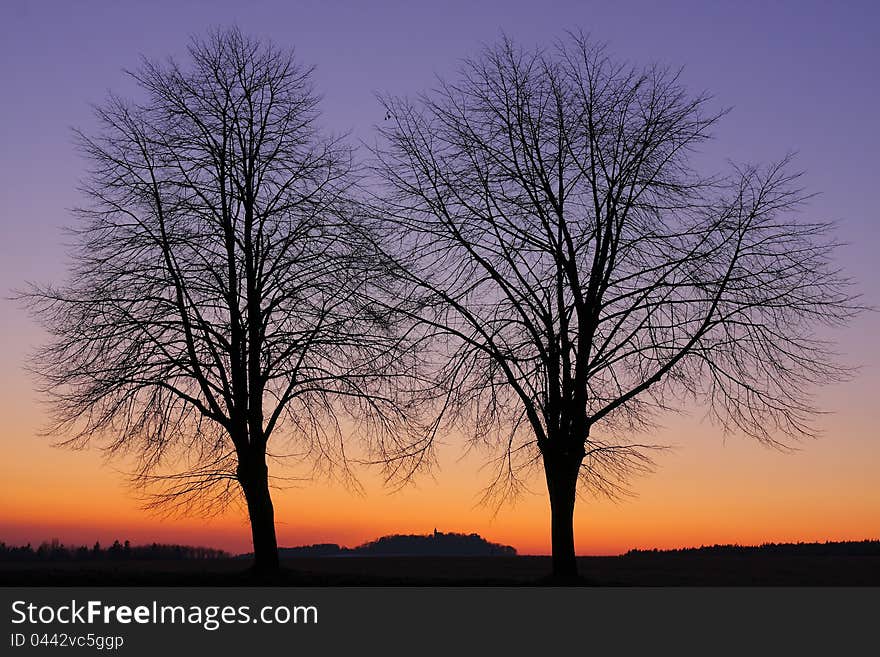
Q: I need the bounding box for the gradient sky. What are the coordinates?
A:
[1,0,878,556]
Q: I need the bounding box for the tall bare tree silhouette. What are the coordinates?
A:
[374,33,860,580]
[21,28,423,573]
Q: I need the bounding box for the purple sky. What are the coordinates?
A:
[0,1,877,549]
[2,0,877,288]
[4,0,877,386]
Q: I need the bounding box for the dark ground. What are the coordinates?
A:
[2,553,879,585]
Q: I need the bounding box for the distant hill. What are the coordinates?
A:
[264,530,517,558]
[625,540,880,557]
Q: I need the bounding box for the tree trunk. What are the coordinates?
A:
[544,449,583,582]
[238,453,279,573]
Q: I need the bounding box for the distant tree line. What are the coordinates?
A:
[625,540,880,557]
[0,539,229,562]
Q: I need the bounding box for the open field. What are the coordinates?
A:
[1,552,878,586]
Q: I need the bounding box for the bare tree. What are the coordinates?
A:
[373,33,859,579]
[21,28,423,573]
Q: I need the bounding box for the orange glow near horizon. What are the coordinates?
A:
[2,369,878,557]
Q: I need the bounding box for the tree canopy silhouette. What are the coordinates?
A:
[22,28,423,573]
[373,33,860,579]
